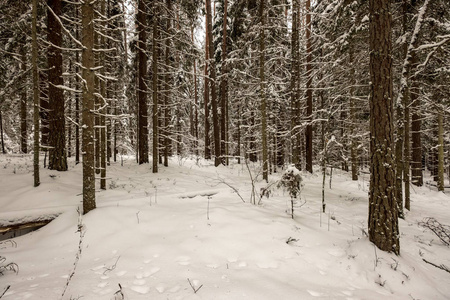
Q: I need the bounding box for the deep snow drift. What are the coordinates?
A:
[1,154,449,299]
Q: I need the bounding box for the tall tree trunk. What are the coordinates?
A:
[163,0,172,167]
[305,0,313,173]
[291,0,301,170]
[259,0,268,182]
[0,110,5,154]
[368,0,399,255]
[204,15,211,160]
[220,0,228,164]
[47,0,67,171]
[192,26,199,157]
[81,0,96,214]
[20,46,27,154]
[75,7,80,165]
[138,0,149,164]
[349,49,358,181]
[40,70,49,160]
[32,0,40,187]
[152,2,159,173]
[437,109,444,192]
[205,0,221,166]
[100,0,107,190]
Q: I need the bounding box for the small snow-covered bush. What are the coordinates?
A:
[278,165,302,200]
[278,165,303,219]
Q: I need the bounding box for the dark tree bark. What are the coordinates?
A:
[305,0,313,173]
[219,0,228,164]
[259,0,268,182]
[32,0,40,187]
[100,0,107,190]
[20,46,27,154]
[137,0,149,164]
[47,0,67,171]
[291,0,301,170]
[205,0,221,166]
[81,0,96,214]
[204,15,211,160]
[75,6,80,165]
[368,0,399,255]
[163,0,172,167]
[0,110,5,154]
[152,1,159,173]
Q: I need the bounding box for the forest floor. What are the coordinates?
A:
[0,154,449,300]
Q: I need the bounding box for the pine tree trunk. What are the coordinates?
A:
[437,111,444,192]
[152,2,159,174]
[204,13,211,160]
[138,0,149,164]
[305,0,313,173]
[220,0,228,163]
[259,0,268,182]
[291,0,301,170]
[47,0,67,171]
[349,49,358,181]
[0,110,5,154]
[81,0,96,214]
[205,0,221,166]
[20,46,27,154]
[32,0,40,187]
[368,0,399,255]
[163,0,172,167]
[192,26,199,157]
[100,0,107,190]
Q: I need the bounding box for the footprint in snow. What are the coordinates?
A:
[133,279,146,286]
[176,256,191,265]
[116,270,127,277]
[155,284,166,293]
[169,285,181,293]
[238,261,247,268]
[97,282,109,288]
[131,285,150,294]
[256,261,278,269]
[328,248,345,257]
[307,290,324,297]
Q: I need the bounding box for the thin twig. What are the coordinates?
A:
[0,285,10,299]
[187,278,203,294]
[423,259,450,274]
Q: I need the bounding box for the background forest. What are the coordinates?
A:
[0,0,449,191]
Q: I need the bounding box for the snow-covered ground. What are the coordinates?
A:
[0,154,449,300]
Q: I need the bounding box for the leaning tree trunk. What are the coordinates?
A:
[47,0,67,171]
[368,0,399,255]
[81,0,96,214]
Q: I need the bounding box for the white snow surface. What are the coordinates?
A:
[1,154,449,299]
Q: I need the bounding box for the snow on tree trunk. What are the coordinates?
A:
[368,0,399,255]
